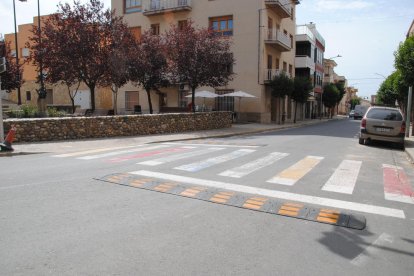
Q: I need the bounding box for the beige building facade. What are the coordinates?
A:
[113,0,300,123]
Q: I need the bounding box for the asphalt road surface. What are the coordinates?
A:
[1,119,414,275]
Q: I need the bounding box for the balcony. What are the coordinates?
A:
[264,0,292,18]
[264,69,291,82]
[265,29,291,51]
[295,55,315,70]
[143,0,192,16]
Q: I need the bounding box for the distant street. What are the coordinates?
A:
[1,119,414,275]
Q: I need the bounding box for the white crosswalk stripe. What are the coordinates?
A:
[219,152,289,178]
[322,160,362,194]
[139,147,224,166]
[175,149,256,172]
[78,145,170,160]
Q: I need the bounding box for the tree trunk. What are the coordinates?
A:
[277,97,281,124]
[70,97,75,114]
[112,86,118,115]
[294,101,297,124]
[89,84,96,111]
[191,87,196,113]
[146,89,153,114]
[37,97,47,117]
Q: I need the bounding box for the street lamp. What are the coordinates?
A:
[328,54,342,59]
[13,0,27,105]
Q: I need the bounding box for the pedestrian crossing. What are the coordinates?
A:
[52,142,414,205]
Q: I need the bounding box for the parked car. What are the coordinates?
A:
[349,110,355,118]
[353,105,369,120]
[359,106,405,148]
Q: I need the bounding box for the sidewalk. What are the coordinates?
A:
[1,117,414,163]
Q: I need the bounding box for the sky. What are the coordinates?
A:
[1,0,413,99]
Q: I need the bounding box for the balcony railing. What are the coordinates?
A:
[265,29,291,51]
[264,0,292,18]
[295,55,315,70]
[143,0,192,16]
[264,69,291,82]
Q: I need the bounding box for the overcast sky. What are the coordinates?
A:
[1,0,413,98]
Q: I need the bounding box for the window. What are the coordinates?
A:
[290,34,293,48]
[215,90,234,111]
[21,48,29,58]
[125,91,139,111]
[26,91,31,101]
[130,27,141,41]
[151,24,160,35]
[267,55,273,70]
[125,0,142,13]
[276,58,280,70]
[178,20,188,31]
[289,64,293,76]
[283,61,287,72]
[209,15,233,36]
[178,90,188,108]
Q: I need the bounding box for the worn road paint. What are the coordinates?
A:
[267,156,324,185]
[78,145,169,160]
[322,160,362,194]
[383,164,414,204]
[109,147,190,163]
[219,152,289,178]
[174,149,255,172]
[52,145,137,158]
[351,233,393,266]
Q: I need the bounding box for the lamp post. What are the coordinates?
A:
[13,0,27,105]
[36,0,46,100]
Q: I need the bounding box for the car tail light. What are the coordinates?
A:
[400,121,406,134]
[361,118,366,128]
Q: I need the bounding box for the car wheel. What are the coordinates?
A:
[359,138,364,145]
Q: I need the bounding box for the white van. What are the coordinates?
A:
[354,105,369,120]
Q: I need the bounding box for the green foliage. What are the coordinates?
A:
[322,83,339,108]
[292,77,312,103]
[47,107,67,117]
[335,82,346,104]
[21,104,39,118]
[394,36,414,86]
[376,71,408,108]
[269,73,294,98]
[350,98,361,109]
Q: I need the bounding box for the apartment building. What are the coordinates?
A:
[295,23,325,119]
[407,19,414,38]
[114,0,300,123]
[4,15,112,110]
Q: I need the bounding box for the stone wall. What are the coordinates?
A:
[3,112,232,143]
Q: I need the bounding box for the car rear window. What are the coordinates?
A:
[366,109,403,121]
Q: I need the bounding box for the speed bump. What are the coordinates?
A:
[96,173,366,230]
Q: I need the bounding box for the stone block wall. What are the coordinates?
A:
[3,112,232,143]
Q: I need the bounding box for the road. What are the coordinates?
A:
[1,119,414,275]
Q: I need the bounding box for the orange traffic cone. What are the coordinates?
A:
[0,125,17,151]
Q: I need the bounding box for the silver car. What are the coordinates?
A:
[359,106,405,148]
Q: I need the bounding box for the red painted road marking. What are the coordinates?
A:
[108,147,190,163]
[383,164,414,204]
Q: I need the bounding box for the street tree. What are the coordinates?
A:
[165,21,235,113]
[292,77,312,123]
[394,36,414,86]
[29,0,130,111]
[322,83,339,118]
[0,41,23,92]
[335,81,346,114]
[128,30,169,114]
[269,72,294,124]
[100,20,136,115]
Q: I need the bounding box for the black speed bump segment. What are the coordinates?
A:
[95,173,366,230]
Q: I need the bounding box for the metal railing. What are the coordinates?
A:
[264,69,291,82]
[265,29,291,48]
[265,0,292,16]
[143,0,191,12]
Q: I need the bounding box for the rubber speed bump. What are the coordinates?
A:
[96,173,366,230]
